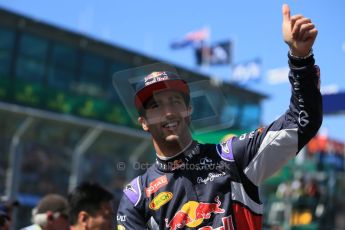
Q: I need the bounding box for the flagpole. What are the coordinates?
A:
[229,39,235,82]
[230,38,235,84]
[201,26,210,70]
[229,39,233,68]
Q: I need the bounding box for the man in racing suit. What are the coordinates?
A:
[116,4,322,230]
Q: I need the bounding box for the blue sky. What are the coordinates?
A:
[1,0,344,142]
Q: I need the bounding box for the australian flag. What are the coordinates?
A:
[170,28,209,49]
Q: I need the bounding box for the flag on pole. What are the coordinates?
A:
[195,40,232,65]
[230,58,261,84]
[170,28,209,49]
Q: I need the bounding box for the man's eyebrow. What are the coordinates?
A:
[146,94,183,106]
[169,94,184,100]
[145,99,157,107]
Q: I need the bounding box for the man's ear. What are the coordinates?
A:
[188,105,193,116]
[78,211,89,226]
[138,116,149,131]
[185,105,193,125]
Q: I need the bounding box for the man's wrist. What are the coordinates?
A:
[289,49,313,60]
[288,48,315,68]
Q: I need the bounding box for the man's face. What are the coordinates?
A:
[44,215,69,230]
[139,90,192,145]
[86,201,114,230]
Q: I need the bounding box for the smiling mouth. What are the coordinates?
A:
[162,120,179,129]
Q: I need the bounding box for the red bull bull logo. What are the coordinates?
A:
[171,159,184,171]
[165,196,225,230]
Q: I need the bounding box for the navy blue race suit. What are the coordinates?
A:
[116,54,322,230]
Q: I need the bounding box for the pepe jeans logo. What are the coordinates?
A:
[145,175,168,197]
[149,192,173,210]
[197,172,226,184]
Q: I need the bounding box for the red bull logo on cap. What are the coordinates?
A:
[165,196,225,230]
[144,71,169,86]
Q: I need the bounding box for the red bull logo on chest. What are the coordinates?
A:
[165,196,226,230]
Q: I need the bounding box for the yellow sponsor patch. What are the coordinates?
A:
[149,192,173,210]
[117,225,125,230]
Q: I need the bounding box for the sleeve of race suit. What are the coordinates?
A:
[218,53,323,186]
[116,195,147,230]
[116,176,148,230]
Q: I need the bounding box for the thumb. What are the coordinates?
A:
[282,4,290,22]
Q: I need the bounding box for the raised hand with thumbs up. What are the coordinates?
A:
[282,4,318,57]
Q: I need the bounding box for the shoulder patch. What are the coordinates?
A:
[217,137,234,161]
[124,177,142,206]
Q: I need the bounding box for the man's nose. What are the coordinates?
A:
[162,103,175,116]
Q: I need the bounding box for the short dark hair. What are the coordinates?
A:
[68,182,114,225]
[138,92,190,117]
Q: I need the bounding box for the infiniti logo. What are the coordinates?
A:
[298,110,309,127]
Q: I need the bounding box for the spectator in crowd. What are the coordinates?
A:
[21,194,69,230]
[291,177,305,199]
[0,210,10,230]
[276,181,293,199]
[68,182,114,230]
[304,178,320,200]
[0,197,20,230]
[304,178,321,216]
